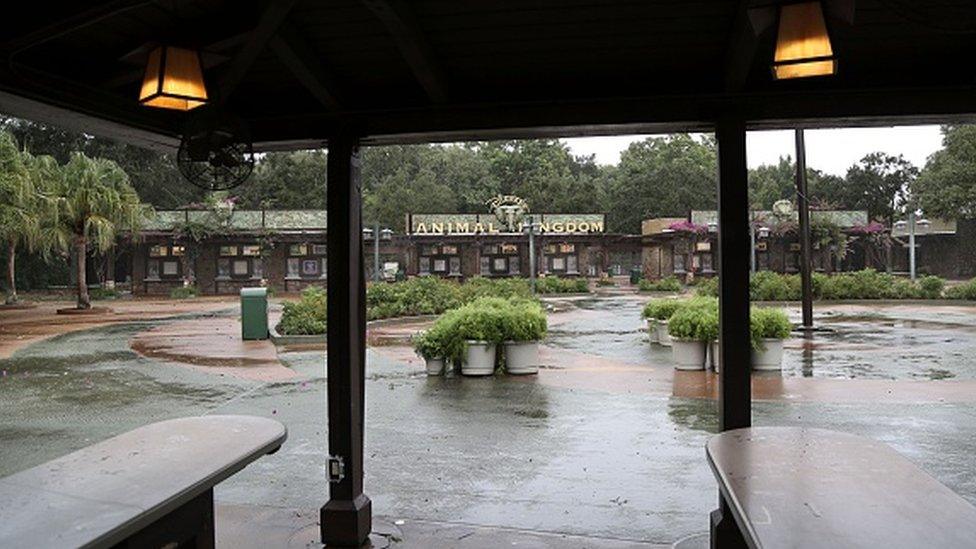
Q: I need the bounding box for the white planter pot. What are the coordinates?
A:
[646,319,659,344]
[657,320,672,347]
[504,341,540,375]
[672,339,706,370]
[711,340,720,372]
[462,341,496,376]
[751,338,785,370]
[425,357,445,376]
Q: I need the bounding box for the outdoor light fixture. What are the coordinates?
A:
[772,1,836,80]
[139,46,208,110]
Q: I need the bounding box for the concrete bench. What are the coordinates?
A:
[707,426,976,548]
[0,415,286,548]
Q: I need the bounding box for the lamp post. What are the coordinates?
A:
[524,216,539,295]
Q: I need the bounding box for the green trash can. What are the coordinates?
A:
[629,267,642,285]
[240,287,269,340]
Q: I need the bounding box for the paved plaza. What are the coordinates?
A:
[2,295,975,547]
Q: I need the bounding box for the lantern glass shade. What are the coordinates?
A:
[773,2,836,80]
[139,46,208,110]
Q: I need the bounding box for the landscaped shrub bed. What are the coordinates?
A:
[638,276,682,292]
[644,295,790,351]
[535,276,589,294]
[694,269,948,301]
[277,287,327,335]
[278,276,538,335]
[945,278,976,300]
[170,285,198,299]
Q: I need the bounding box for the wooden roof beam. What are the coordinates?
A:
[215,0,299,103]
[724,1,775,92]
[269,19,343,110]
[361,0,449,104]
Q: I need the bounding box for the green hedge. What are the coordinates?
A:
[280,276,538,334]
[945,278,976,300]
[535,276,589,294]
[638,276,682,292]
[695,270,948,301]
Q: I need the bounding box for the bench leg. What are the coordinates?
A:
[710,497,748,549]
[111,488,214,549]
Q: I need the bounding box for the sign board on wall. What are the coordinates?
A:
[408,195,604,235]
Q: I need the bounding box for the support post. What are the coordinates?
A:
[374,222,381,283]
[908,211,917,281]
[711,116,751,549]
[795,129,814,329]
[321,134,372,547]
[717,116,751,432]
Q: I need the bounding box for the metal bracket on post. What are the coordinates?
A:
[327,455,345,483]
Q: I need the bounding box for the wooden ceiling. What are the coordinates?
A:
[1,0,975,149]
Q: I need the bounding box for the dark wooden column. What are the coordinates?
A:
[716,115,751,432]
[795,128,814,329]
[711,116,751,549]
[321,134,372,546]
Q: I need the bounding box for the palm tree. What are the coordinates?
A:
[53,153,150,309]
[0,131,39,304]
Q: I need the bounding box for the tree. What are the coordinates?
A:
[235,150,328,209]
[52,153,150,309]
[605,134,717,233]
[913,125,976,220]
[833,152,917,224]
[0,131,34,303]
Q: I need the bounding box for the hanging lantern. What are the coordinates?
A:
[772,2,836,80]
[139,46,208,110]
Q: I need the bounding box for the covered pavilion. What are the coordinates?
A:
[2,1,976,546]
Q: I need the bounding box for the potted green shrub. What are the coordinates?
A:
[667,306,709,370]
[501,301,548,375]
[640,301,659,344]
[750,307,792,370]
[699,308,720,372]
[413,331,445,376]
[643,298,687,347]
[455,299,506,376]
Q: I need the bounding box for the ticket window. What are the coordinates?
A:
[480,243,520,276]
[217,244,263,280]
[147,244,184,280]
[419,244,461,277]
[544,243,579,275]
[287,243,328,280]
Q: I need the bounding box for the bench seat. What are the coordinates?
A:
[0,415,286,548]
[707,426,976,549]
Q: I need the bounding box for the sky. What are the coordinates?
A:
[562,125,945,176]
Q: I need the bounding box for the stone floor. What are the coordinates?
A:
[2,295,976,547]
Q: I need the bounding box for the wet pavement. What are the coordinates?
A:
[2,296,976,546]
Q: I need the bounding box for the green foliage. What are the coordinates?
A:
[750,308,792,349]
[694,277,719,297]
[918,275,945,299]
[277,287,327,335]
[642,298,686,320]
[946,279,976,300]
[750,271,801,301]
[502,300,548,342]
[595,277,616,287]
[638,276,682,292]
[536,276,589,294]
[170,285,198,299]
[423,297,548,363]
[913,125,976,220]
[412,331,442,360]
[365,276,537,321]
[457,276,533,301]
[667,306,715,340]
